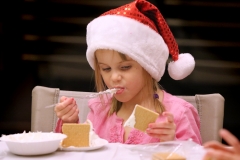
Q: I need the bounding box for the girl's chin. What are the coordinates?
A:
[114,95,131,103]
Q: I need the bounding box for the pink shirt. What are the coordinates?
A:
[55,91,202,145]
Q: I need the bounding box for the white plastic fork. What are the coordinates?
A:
[45,88,119,108]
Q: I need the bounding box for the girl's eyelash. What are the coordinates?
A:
[102,67,110,71]
[121,65,131,69]
[100,65,131,71]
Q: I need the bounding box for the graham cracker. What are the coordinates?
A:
[61,123,90,147]
[134,104,159,132]
[152,152,186,160]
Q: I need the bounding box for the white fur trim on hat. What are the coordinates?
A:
[168,53,195,80]
[86,15,169,81]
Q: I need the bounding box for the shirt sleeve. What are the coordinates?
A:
[86,97,110,125]
[175,102,202,145]
[55,118,63,133]
[86,102,96,125]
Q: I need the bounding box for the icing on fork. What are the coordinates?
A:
[86,88,119,98]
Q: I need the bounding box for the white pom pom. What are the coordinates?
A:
[168,53,195,80]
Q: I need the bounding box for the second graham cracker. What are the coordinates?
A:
[61,123,90,147]
[152,152,186,160]
[134,104,159,132]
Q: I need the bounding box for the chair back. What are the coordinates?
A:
[31,86,224,144]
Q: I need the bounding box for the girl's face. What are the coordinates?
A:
[95,49,148,103]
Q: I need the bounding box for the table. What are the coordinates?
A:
[0,141,206,160]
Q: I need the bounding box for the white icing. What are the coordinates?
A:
[107,88,118,94]
[105,88,118,96]
[123,105,137,128]
[87,88,119,98]
[0,131,66,142]
[86,119,100,147]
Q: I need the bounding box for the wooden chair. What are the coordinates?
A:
[31,85,224,144]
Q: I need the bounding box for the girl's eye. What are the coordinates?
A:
[121,65,131,70]
[102,67,111,71]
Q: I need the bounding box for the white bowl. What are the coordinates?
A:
[0,132,67,156]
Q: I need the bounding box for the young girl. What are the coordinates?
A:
[54,0,202,145]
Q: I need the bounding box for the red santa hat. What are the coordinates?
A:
[86,0,195,81]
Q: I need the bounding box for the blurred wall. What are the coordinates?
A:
[0,0,240,144]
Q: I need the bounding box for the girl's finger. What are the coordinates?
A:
[147,132,174,141]
[162,112,174,123]
[55,99,76,118]
[62,98,75,108]
[60,96,67,102]
[62,104,78,122]
[55,98,74,112]
[68,107,79,123]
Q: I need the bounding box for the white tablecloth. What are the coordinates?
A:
[0,141,206,160]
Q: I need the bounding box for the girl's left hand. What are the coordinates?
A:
[146,112,176,142]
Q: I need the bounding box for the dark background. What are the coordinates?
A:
[1,0,240,143]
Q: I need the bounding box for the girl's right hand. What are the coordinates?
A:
[54,96,79,123]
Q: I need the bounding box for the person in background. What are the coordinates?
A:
[54,0,202,145]
[203,129,240,160]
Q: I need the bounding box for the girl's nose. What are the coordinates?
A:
[111,72,121,81]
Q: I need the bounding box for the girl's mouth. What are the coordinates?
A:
[114,87,124,94]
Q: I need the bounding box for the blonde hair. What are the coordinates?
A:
[93,50,165,115]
